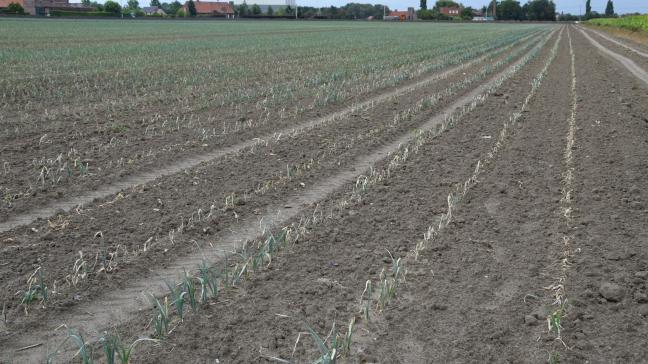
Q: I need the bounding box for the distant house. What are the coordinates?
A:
[439,6,461,17]
[231,0,295,12]
[0,0,93,15]
[142,6,166,15]
[386,7,416,21]
[184,0,234,17]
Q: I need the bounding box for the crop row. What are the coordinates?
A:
[39,27,561,363]
[0,27,550,218]
[5,30,548,322]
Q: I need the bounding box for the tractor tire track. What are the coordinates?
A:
[577,26,648,87]
[558,26,648,364]
[585,26,648,59]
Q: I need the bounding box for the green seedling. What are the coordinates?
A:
[197,259,220,298]
[183,270,198,312]
[361,280,372,321]
[165,280,186,320]
[148,294,170,338]
[305,322,337,364]
[549,352,560,364]
[21,267,48,312]
[67,329,93,364]
[100,333,159,364]
[222,257,231,289]
[100,333,118,364]
[340,317,355,355]
[548,306,563,337]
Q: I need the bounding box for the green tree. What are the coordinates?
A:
[176,7,185,16]
[340,3,385,19]
[460,6,473,19]
[251,3,261,14]
[433,0,458,10]
[416,8,435,19]
[150,0,161,7]
[127,0,139,9]
[420,0,426,10]
[485,0,497,17]
[237,3,248,15]
[526,0,555,20]
[81,0,90,5]
[104,0,122,13]
[498,0,522,20]
[187,0,196,16]
[6,2,25,13]
[557,13,579,21]
[585,0,591,19]
[266,5,273,15]
[285,5,293,15]
[604,0,614,17]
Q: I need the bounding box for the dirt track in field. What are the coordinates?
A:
[585,26,648,59]
[1,24,648,363]
[560,26,648,363]
[577,27,648,86]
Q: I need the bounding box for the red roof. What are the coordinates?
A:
[0,0,24,7]
[188,0,234,14]
[440,6,461,15]
[388,11,408,17]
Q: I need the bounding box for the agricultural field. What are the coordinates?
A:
[0,18,647,363]
[588,14,648,32]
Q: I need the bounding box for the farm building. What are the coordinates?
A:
[184,0,234,17]
[385,7,416,21]
[231,0,296,9]
[0,0,92,15]
[439,6,461,17]
[142,6,166,15]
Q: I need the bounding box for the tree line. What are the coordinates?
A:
[491,0,617,21]
[417,0,558,21]
[73,0,390,18]
[236,2,389,19]
[583,0,616,19]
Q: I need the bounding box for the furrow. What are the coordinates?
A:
[0,30,545,232]
[2,29,558,362]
